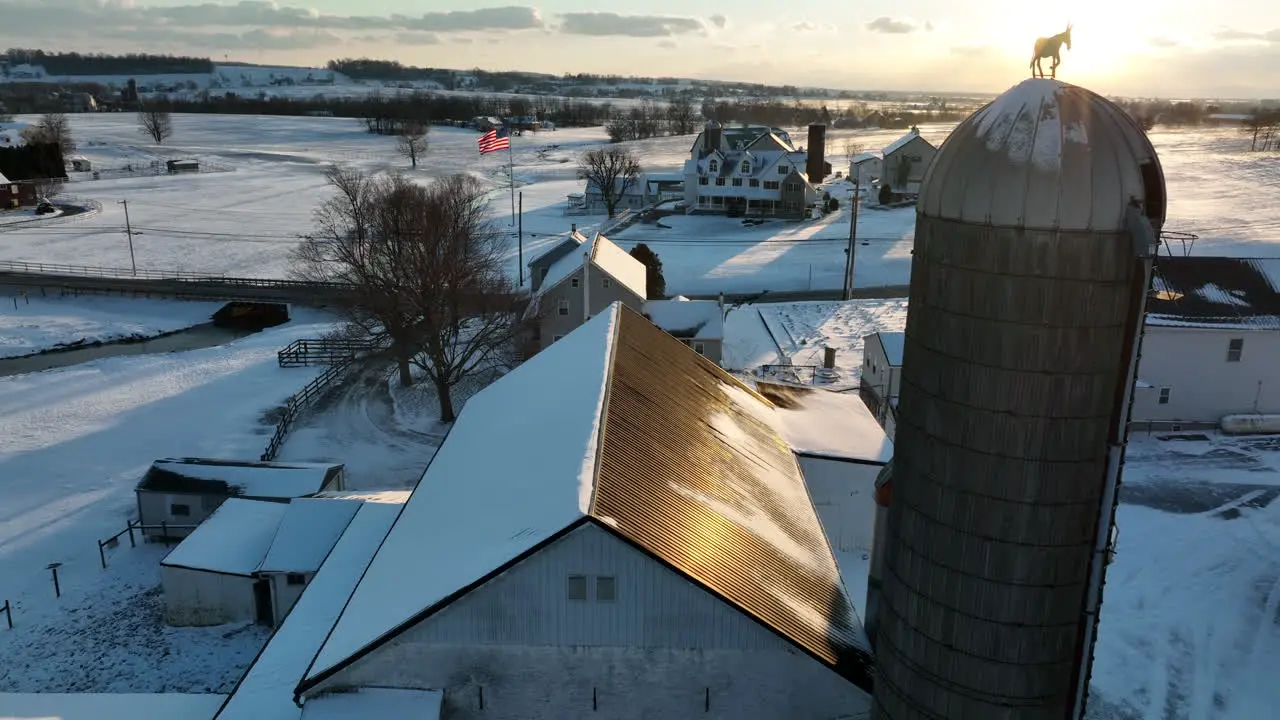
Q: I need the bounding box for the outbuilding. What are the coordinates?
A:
[135,458,345,541]
[859,330,904,436]
[881,127,937,194]
[642,296,725,364]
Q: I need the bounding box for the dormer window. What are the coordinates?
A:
[740,160,751,174]
[709,159,719,173]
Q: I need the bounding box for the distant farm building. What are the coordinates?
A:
[881,127,937,194]
[1,171,37,209]
[68,156,92,172]
[582,176,651,215]
[849,152,882,188]
[860,331,904,436]
[166,159,199,174]
[134,458,346,541]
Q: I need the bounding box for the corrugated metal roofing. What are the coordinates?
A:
[1147,256,1280,329]
[918,78,1164,232]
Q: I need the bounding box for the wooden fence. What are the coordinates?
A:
[261,360,355,461]
[278,338,385,367]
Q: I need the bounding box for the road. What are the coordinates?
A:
[686,285,910,304]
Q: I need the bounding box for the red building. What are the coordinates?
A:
[1,172,38,209]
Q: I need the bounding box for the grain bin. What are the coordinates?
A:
[871,78,1165,720]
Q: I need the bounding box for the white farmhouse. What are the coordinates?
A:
[682,121,822,219]
[881,127,937,194]
[289,304,875,719]
[1131,256,1280,430]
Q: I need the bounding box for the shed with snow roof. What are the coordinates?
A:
[881,127,936,194]
[849,152,882,188]
[135,458,346,541]
[860,330,904,436]
[642,296,725,363]
[524,232,647,354]
[292,303,873,719]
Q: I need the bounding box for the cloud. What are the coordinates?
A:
[709,14,727,29]
[1212,27,1280,42]
[792,21,817,32]
[397,7,543,32]
[394,32,442,46]
[558,12,704,37]
[658,39,678,49]
[100,26,343,51]
[950,45,994,56]
[1149,36,1179,48]
[866,17,917,34]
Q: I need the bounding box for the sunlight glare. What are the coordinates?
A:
[992,0,1152,79]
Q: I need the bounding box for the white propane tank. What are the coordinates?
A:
[1220,414,1280,435]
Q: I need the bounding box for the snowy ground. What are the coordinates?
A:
[0,310,341,692]
[0,294,221,358]
[0,115,1271,296]
[1086,433,1280,720]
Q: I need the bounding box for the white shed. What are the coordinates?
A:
[849,152,882,188]
[861,330,904,437]
[256,498,364,627]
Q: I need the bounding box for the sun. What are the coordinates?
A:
[991,1,1151,81]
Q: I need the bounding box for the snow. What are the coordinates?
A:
[148,459,339,500]
[299,688,442,719]
[161,499,289,576]
[754,382,893,464]
[0,296,221,358]
[537,232,647,300]
[851,152,880,164]
[642,298,723,338]
[214,502,401,720]
[882,130,924,156]
[307,490,411,504]
[0,311,339,692]
[304,308,619,681]
[0,693,225,720]
[973,79,1071,172]
[875,331,905,366]
[257,499,363,574]
[752,299,910,389]
[1195,282,1252,307]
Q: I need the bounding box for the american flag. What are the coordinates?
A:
[477,126,510,154]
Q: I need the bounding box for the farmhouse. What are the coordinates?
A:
[1131,256,1280,429]
[859,331,904,437]
[524,232,647,352]
[0,170,37,209]
[582,175,651,215]
[682,121,823,219]
[849,152,882,188]
[161,495,400,628]
[135,458,346,541]
[290,304,875,719]
[642,295,724,363]
[881,127,937,194]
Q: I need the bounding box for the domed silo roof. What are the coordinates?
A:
[918,78,1166,233]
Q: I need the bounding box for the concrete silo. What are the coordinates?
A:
[871,78,1166,720]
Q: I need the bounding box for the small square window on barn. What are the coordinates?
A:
[1158,387,1171,404]
[170,503,191,516]
[693,342,705,355]
[596,576,617,602]
[567,575,588,600]
[286,573,307,586]
[1227,338,1244,362]
[571,276,579,288]
[602,277,611,289]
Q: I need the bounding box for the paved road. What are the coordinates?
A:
[686,285,910,304]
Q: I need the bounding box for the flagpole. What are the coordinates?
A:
[507,137,516,226]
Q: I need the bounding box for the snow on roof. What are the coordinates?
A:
[1147,257,1280,330]
[851,152,880,164]
[642,298,723,339]
[536,233,646,300]
[258,499,362,574]
[308,490,411,504]
[299,689,441,719]
[875,331,905,366]
[753,381,894,464]
[526,230,587,268]
[883,129,927,156]
[304,309,618,680]
[162,499,290,576]
[0,170,7,184]
[143,458,340,499]
[215,503,402,720]
[0,693,226,720]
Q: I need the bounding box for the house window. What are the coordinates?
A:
[708,160,718,173]
[777,165,789,175]
[715,178,725,186]
[1227,338,1244,362]
[740,160,750,173]
[602,277,611,289]
[698,177,708,186]
[749,179,759,188]
[567,574,588,600]
[557,299,569,316]
[286,573,307,586]
[764,181,780,190]
[785,183,800,192]
[596,576,617,602]
[571,276,579,288]
[693,342,706,355]
[170,503,191,517]
[1158,387,1171,404]
[732,178,743,187]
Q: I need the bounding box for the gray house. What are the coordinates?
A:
[524,232,647,353]
[642,296,725,364]
[135,458,345,541]
[881,127,937,194]
[292,305,874,719]
[527,230,588,293]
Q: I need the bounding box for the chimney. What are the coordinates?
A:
[703,120,722,155]
[718,291,725,314]
[582,250,591,323]
[823,346,837,370]
[806,124,826,184]
[570,223,577,234]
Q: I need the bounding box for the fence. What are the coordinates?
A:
[278,337,385,367]
[261,360,356,461]
[0,259,227,281]
[759,363,820,385]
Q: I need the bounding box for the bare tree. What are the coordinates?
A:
[665,96,700,136]
[396,122,429,169]
[138,108,174,144]
[842,138,866,165]
[293,168,517,422]
[23,112,76,155]
[578,146,641,218]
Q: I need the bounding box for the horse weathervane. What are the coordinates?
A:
[1031,23,1072,78]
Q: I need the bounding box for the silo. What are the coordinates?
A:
[871,78,1166,720]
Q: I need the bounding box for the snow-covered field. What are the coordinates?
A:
[0,114,1272,296]
[0,295,221,358]
[0,310,343,692]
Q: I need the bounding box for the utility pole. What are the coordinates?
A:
[518,192,524,287]
[843,178,860,300]
[119,199,137,276]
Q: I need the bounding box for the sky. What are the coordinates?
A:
[2,1,1279,99]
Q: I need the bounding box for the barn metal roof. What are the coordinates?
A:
[297,304,872,695]
[1147,256,1280,329]
[918,78,1165,232]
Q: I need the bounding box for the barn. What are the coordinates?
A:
[0,170,37,209]
[135,458,345,541]
[291,304,874,720]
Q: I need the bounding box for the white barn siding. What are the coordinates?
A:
[161,565,257,626]
[797,456,881,554]
[1132,325,1280,425]
[311,523,868,719]
[138,490,222,539]
[267,573,311,626]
